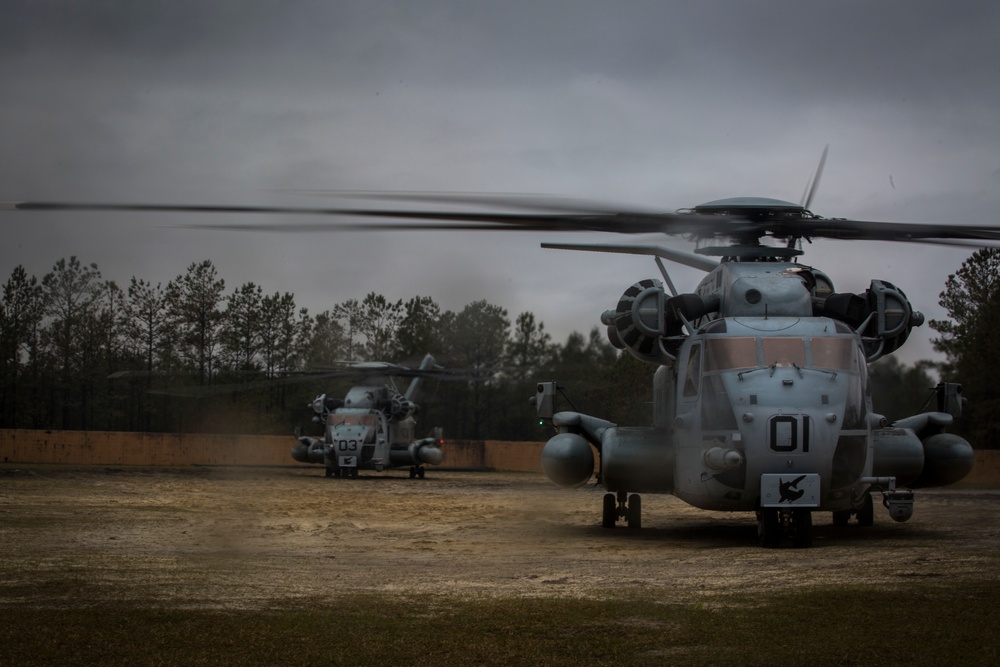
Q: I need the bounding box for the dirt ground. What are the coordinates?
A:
[2,465,999,610]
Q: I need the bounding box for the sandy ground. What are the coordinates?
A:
[2,465,999,609]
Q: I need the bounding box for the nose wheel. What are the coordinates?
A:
[757,507,813,548]
[602,491,641,529]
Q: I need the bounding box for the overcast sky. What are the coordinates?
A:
[3,0,999,368]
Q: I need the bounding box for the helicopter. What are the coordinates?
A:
[528,200,977,547]
[290,354,446,479]
[3,158,994,545]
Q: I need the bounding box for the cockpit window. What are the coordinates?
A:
[704,337,758,372]
[762,338,807,368]
[697,334,861,375]
[810,337,859,370]
[333,414,378,427]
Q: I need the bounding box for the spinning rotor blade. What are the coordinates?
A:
[268,190,647,214]
[800,145,828,210]
[6,191,1000,247]
[142,371,351,398]
[764,217,1000,244]
[2,197,710,235]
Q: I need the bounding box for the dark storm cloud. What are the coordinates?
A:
[7,1,997,92]
[2,0,999,365]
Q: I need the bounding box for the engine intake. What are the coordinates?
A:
[821,279,923,361]
[603,280,716,364]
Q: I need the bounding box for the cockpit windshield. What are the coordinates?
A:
[762,338,806,368]
[704,338,757,372]
[809,337,859,371]
[700,335,860,372]
[332,414,379,427]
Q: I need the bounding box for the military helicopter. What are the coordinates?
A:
[528,203,977,547]
[290,354,446,478]
[4,158,995,546]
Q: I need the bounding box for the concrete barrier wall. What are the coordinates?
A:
[0,429,544,472]
[0,429,996,485]
[961,450,1000,487]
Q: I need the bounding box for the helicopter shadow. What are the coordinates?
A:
[573,515,947,549]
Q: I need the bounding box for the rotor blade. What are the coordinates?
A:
[540,242,719,272]
[146,371,352,397]
[3,199,711,235]
[801,145,828,210]
[268,190,653,215]
[779,217,1000,243]
[859,236,1000,249]
[8,195,1000,247]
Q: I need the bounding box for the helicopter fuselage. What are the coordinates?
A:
[538,245,974,545]
[601,316,871,514]
[291,357,446,478]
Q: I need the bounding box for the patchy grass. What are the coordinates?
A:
[3,580,999,666]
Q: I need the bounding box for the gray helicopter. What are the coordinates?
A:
[291,354,445,478]
[530,197,976,547]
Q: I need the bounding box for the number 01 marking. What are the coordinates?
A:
[769,415,810,453]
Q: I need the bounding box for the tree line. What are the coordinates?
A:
[0,257,652,439]
[1,251,995,445]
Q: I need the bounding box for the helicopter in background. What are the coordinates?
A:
[291,353,446,478]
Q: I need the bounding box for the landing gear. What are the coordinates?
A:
[857,493,874,527]
[409,466,426,479]
[626,494,641,529]
[790,508,812,548]
[602,493,616,528]
[757,507,813,548]
[758,508,781,547]
[601,491,642,529]
[831,493,874,526]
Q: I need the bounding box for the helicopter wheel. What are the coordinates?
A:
[325,467,334,478]
[417,467,425,479]
[857,493,874,527]
[791,509,813,548]
[626,494,642,530]
[757,508,781,548]
[409,467,417,479]
[602,493,616,528]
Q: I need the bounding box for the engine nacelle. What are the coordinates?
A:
[603,280,717,364]
[601,427,675,493]
[822,279,923,361]
[389,395,416,421]
[873,416,974,488]
[910,433,974,488]
[389,438,444,467]
[541,432,594,488]
[603,278,667,364]
[872,427,925,485]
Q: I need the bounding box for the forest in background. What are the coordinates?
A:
[0,255,985,444]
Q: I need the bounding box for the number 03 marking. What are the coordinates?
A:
[338,439,359,452]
